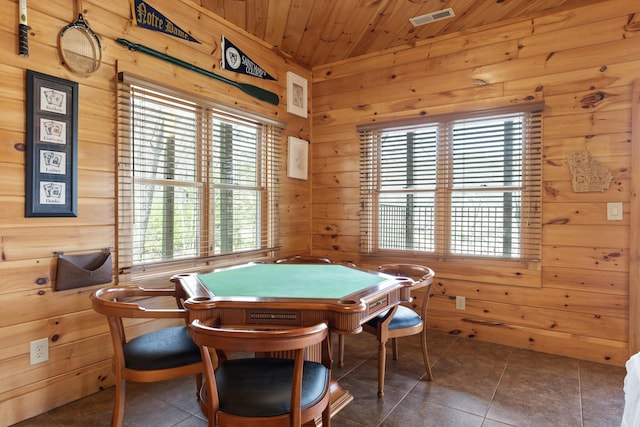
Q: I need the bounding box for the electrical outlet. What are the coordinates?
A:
[455,296,466,310]
[30,338,49,365]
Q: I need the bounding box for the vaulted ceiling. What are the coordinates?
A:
[196,0,613,68]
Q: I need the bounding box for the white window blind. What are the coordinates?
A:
[359,107,542,261]
[117,75,281,273]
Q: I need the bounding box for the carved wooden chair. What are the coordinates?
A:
[90,285,203,427]
[339,264,434,397]
[274,255,333,264]
[189,319,332,427]
[369,264,434,397]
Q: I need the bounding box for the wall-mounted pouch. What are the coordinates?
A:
[55,249,113,291]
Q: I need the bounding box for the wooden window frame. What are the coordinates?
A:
[358,104,543,264]
[116,73,283,279]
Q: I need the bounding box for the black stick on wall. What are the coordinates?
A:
[117,38,280,106]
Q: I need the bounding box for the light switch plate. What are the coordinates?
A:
[607,202,623,221]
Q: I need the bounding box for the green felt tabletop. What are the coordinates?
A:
[197,264,387,299]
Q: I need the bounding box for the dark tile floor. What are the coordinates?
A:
[13,331,627,427]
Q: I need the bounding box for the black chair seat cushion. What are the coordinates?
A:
[366,305,422,330]
[214,358,330,417]
[123,326,201,370]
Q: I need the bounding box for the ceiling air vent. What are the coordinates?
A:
[409,8,455,27]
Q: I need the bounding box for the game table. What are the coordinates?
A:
[171,262,414,420]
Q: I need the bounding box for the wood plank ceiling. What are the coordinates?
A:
[195,0,614,68]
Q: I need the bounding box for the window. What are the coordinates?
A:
[117,75,281,273]
[359,107,542,261]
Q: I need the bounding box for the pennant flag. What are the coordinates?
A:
[130,0,200,44]
[221,36,276,81]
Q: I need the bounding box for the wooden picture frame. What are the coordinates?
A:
[287,136,308,180]
[286,71,307,118]
[25,70,78,217]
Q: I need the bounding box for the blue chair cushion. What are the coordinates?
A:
[214,358,330,417]
[366,305,422,330]
[123,326,201,370]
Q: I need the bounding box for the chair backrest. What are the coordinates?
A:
[274,255,333,264]
[91,285,190,320]
[190,320,331,426]
[377,264,434,314]
[91,286,191,369]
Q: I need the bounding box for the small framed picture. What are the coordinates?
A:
[286,71,307,118]
[287,136,308,180]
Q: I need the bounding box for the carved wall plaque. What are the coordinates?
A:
[566,151,612,193]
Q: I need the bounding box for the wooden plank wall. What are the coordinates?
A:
[311,0,640,367]
[0,0,311,424]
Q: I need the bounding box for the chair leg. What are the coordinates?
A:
[112,378,126,427]
[420,331,433,381]
[338,334,345,368]
[195,373,203,401]
[198,378,215,427]
[322,403,331,426]
[391,337,399,360]
[377,340,387,398]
